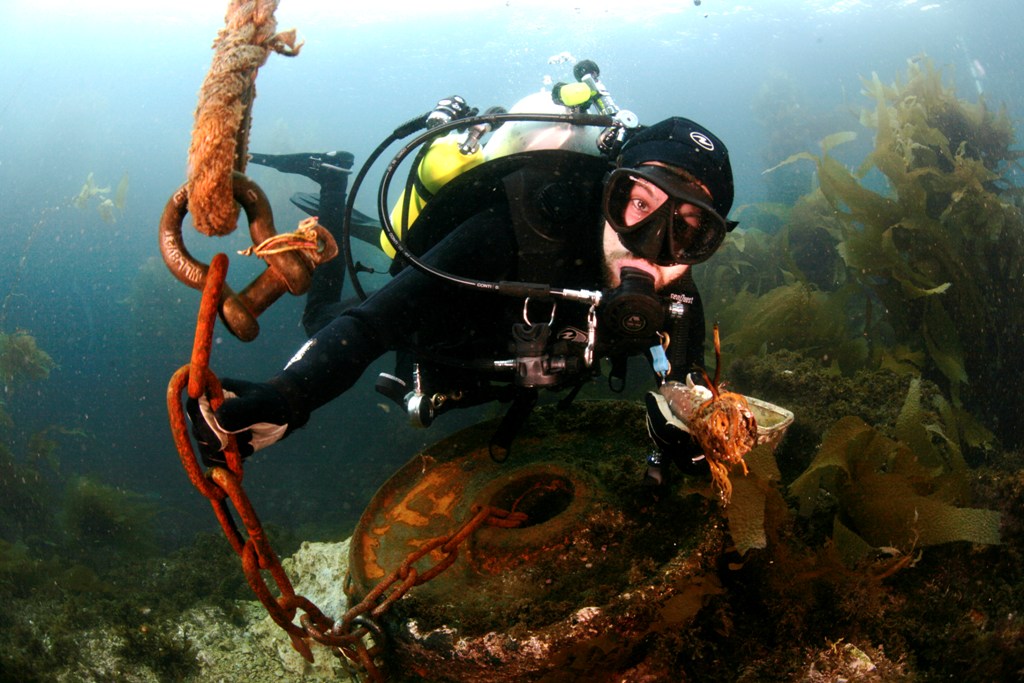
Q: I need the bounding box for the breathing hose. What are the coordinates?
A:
[343,111,619,306]
[340,114,428,301]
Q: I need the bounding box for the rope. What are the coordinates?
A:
[237,216,323,257]
[186,0,301,236]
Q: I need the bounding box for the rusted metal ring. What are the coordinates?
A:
[159,172,322,341]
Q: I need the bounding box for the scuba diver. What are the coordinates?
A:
[190,69,737,488]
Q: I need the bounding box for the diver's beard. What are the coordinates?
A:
[602,224,690,290]
[602,223,635,287]
[602,247,629,287]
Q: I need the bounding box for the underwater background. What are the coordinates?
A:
[1,0,1023,680]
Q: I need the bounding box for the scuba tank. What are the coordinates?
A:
[482,60,638,162]
[481,90,602,161]
[381,59,637,258]
[383,96,490,256]
[383,91,593,257]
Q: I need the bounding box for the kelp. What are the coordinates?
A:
[704,191,847,297]
[0,329,56,392]
[747,56,1024,445]
[789,378,1000,560]
[1,428,88,546]
[723,444,783,555]
[781,191,847,292]
[72,171,128,224]
[700,225,785,300]
[61,476,158,567]
[715,282,866,375]
[0,441,52,542]
[701,187,868,375]
[27,426,88,474]
[0,329,61,544]
[0,325,152,581]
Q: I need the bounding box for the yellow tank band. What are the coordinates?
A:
[383,136,484,258]
[418,137,484,194]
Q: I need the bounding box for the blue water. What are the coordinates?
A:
[0,0,1020,539]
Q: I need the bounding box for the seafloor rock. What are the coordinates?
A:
[178,539,355,682]
[4,538,356,682]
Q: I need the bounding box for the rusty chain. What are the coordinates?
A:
[165,253,528,679]
[302,504,527,676]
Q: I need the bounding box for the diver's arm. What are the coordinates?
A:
[663,271,706,382]
[188,208,517,461]
[270,207,519,424]
[643,273,708,485]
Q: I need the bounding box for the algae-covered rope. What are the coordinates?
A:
[187,0,301,237]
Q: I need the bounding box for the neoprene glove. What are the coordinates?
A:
[644,388,705,464]
[186,378,295,466]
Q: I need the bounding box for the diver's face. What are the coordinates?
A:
[598,163,712,290]
[598,159,729,286]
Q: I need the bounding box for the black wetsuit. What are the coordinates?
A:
[268,151,707,430]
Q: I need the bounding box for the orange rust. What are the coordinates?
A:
[360,531,385,581]
[386,463,463,527]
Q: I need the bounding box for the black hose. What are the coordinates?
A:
[342,114,428,301]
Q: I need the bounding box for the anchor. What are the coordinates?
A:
[346,397,793,681]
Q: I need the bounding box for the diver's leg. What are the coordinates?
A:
[302,265,347,337]
[302,172,349,337]
[249,150,355,185]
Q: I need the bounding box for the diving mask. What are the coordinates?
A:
[602,165,729,266]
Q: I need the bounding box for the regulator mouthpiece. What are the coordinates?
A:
[600,267,665,338]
